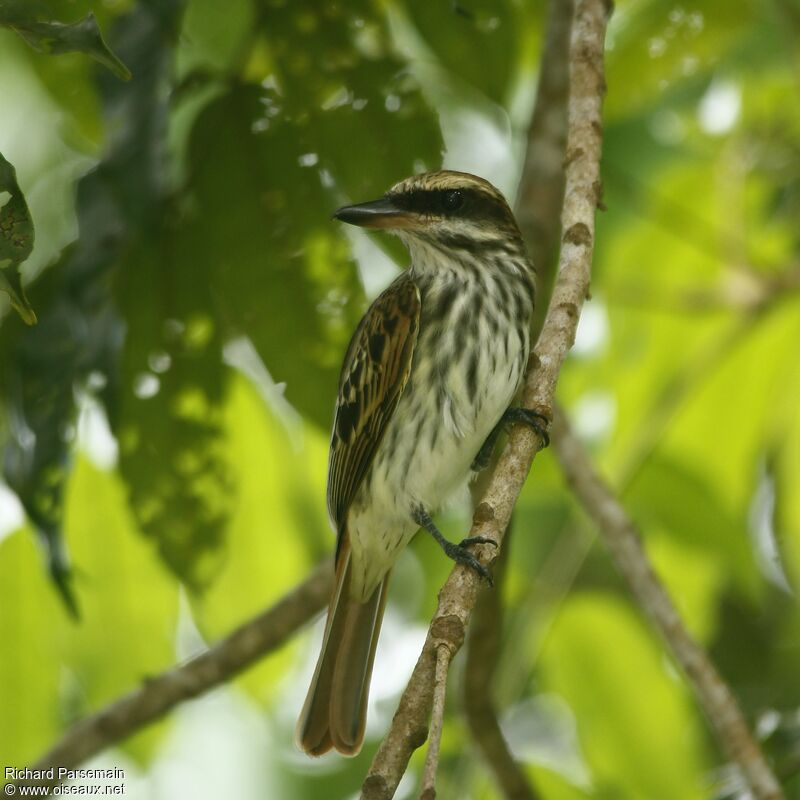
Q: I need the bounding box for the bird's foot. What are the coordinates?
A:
[471,407,551,472]
[413,507,494,586]
[459,535,496,549]
[504,407,551,447]
[440,539,494,586]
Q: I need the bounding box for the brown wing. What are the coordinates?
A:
[327,273,421,545]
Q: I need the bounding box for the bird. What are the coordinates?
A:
[296,170,548,757]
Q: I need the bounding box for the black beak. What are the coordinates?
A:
[333,196,414,229]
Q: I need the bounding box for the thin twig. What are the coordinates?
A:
[11,561,332,793]
[463,528,538,800]
[551,404,785,800]
[419,644,452,800]
[360,2,610,796]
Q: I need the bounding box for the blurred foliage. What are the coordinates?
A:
[0,151,37,324]
[1,0,800,799]
[0,4,131,81]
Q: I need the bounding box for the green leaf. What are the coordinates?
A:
[180,84,361,428]
[0,0,184,612]
[114,239,233,589]
[177,0,444,427]
[540,594,709,800]
[400,0,536,107]
[626,455,759,604]
[0,529,61,766]
[3,12,131,80]
[0,151,36,324]
[776,359,800,589]
[189,374,327,702]
[527,768,593,800]
[61,457,180,762]
[0,459,180,768]
[176,0,254,77]
[604,0,765,122]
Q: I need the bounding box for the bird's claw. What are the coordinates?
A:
[445,539,494,586]
[458,535,496,549]
[507,408,551,448]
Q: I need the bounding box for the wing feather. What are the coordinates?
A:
[327,273,420,549]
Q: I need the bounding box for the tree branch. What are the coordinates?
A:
[463,0,574,800]
[464,527,538,800]
[360,1,610,796]
[12,561,332,793]
[517,0,574,333]
[418,643,452,799]
[463,0,574,794]
[550,404,785,800]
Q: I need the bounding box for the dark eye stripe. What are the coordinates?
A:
[389,187,512,225]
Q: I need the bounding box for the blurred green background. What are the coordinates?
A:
[1,0,799,798]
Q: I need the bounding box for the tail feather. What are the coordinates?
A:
[296,539,390,756]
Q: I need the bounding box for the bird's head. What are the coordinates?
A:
[333,171,525,260]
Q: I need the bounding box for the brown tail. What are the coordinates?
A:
[296,540,390,756]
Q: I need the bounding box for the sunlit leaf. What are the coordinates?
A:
[626,455,759,603]
[190,374,327,701]
[115,238,233,589]
[0,529,61,765]
[1,0,799,793]
[61,457,179,762]
[540,594,708,800]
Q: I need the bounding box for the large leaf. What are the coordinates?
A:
[114,234,232,589]
[399,0,537,107]
[0,458,180,768]
[60,457,180,762]
[179,84,361,429]
[625,455,759,603]
[539,594,708,800]
[177,0,444,426]
[0,529,61,766]
[189,374,328,701]
[0,0,184,611]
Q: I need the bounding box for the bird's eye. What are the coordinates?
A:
[442,190,464,212]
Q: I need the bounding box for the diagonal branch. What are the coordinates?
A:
[550,404,784,800]
[419,643,453,800]
[12,561,331,793]
[464,527,538,800]
[464,0,574,795]
[360,1,611,797]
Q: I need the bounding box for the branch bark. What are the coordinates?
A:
[418,644,452,799]
[360,2,610,796]
[463,1,574,796]
[550,404,784,800]
[517,0,575,337]
[12,561,331,792]
[464,527,538,800]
